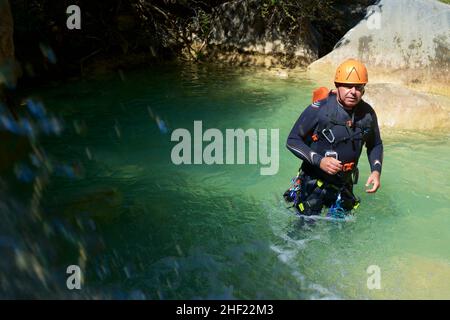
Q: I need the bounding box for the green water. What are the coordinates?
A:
[3,63,450,299]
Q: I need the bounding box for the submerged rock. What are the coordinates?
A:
[62,187,124,224]
[372,253,450,299]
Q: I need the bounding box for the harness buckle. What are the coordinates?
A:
[325,151,338,160]
[321,128,335,143]
[342,162,355,172]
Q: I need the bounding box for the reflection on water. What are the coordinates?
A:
[1,64,449,299]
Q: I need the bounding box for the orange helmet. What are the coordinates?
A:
[334,59,368,84]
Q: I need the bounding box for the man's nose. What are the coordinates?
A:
[349,86,357,94]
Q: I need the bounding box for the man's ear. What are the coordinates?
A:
[332,83,338,95]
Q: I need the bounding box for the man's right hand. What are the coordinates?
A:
[320,157,342,175]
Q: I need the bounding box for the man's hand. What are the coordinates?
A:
[320,157,342,175]
[365,171,381,193]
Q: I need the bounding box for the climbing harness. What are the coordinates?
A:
[284,172,360,217]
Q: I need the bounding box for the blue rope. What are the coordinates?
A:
[284,174,301,208]
[328,193,347,219]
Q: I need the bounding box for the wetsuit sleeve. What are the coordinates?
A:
[286,105,323,167]
[366,111,383,173]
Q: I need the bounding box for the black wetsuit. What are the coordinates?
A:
[286,92,383,215]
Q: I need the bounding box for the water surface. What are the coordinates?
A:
[2,63,449,299]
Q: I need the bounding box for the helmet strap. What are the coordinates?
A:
[335,84,344,106]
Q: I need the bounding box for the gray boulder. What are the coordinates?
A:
[308,0,450,87]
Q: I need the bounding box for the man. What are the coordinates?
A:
[285,59,383,217]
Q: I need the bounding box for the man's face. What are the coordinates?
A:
[336,83,365,108]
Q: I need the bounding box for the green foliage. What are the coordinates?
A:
[10,0,375,77]
[198,10,211,34]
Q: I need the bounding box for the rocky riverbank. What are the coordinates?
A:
[2,0,449,131]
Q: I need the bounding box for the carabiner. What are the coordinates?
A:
[321,128,335,144]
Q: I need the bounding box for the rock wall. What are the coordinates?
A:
[205,0,320,68]
[308,0,450,92]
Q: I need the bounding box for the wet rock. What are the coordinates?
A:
[206,0,320,68]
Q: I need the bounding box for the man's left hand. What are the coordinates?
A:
[365,171,381,193]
